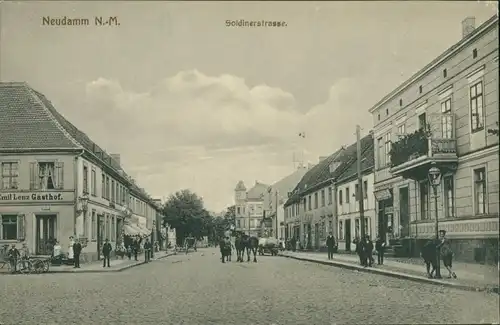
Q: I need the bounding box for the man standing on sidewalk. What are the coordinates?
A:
[133,237,139,261]
[375,235,385,265]
[326,232,336,260]
[73,239,82,269]
[102,239,112,268]
[144,238,152,263]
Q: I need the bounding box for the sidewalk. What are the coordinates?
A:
[280,250,499,293]
[1,250,176,275]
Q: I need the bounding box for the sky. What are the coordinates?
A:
[0,1,497,212]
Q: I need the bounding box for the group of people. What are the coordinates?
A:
[421,230,457,279]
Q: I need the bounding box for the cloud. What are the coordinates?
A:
[76,70,371,211]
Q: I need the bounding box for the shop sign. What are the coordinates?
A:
[0,191,74,203]
[374,189,392,201]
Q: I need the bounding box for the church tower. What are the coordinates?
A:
[234,180,247,230]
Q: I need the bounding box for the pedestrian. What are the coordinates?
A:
[421,239,437,278]
[326,232,336,260]
[68,236,75,263]
[20,242,30,269]
[375,235,386,265]
[102,239,112,268]
[363,235,374,267]
[73,239,82,268]
[133,237,139,261]
[437,230,457,279]
[144,238,152,263]
[8,244,20,273]
[354,236,364,266]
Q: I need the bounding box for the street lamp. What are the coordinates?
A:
[428,165,442,279]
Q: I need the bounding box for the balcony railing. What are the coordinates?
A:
[390,114,457,169]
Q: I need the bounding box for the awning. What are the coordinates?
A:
[123,224,142,237]
[137,224,152,237]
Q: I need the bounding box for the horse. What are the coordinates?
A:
[235,232,259,263]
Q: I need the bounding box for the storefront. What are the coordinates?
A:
[0,190,75,256]
[374,187,394,244]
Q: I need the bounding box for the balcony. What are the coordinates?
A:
[389,114,458,180]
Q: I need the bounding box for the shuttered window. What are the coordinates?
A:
[30,161,64,190]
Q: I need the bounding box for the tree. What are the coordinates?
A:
[161,189,209,245]
[488,121,499,136]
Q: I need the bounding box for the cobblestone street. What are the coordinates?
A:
[0,248,498,325]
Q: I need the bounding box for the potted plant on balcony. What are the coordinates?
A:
[390,124,431,167]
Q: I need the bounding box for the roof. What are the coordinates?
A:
[246,181,269,201]
[368,15,498,113]
[265,167,310,206]
[284,133,374,207]
[235,180,246,191]
[336,137,375,184]
[0,82,81,150]
[0,82,153,203]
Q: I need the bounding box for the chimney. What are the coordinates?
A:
[462,17,475,38]
[319,156,327,163]
[110,154,121,167]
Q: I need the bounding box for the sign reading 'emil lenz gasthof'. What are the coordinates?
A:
[0,192,68,203]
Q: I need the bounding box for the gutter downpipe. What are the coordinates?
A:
[74,149,85,237]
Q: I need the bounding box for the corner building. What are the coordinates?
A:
[368,16,498,264]
[0,82,161,261]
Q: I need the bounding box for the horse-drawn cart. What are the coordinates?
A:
[258,237,279,256]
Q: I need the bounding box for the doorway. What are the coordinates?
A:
[97,214,104,260]
[399,187,410,237]
[345,219,351,251]
[35,215,57,255]
[314,223,320,248]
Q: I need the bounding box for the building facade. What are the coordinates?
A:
[263,166,310,239]
[234,180,268,237]
[368,16,499,264]
[284,133,374,250]
[0,82,161,261]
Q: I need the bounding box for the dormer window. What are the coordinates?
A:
[377,114,380,121]
[419,85,423,94]
[399,99,403,107]
[385,108,389,116]
[473,48,477,59]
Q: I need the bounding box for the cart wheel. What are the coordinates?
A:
[17,260,31,274]
[43,260,50,272]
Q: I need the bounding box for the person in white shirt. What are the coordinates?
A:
[68,236,75,261]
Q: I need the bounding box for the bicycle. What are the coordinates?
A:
[9,259,32,274]
[29,258,50,273]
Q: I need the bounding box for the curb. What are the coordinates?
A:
[2,252,176,275]
[280,254,499,294]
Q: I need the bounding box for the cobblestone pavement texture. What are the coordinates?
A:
[0,248,498,325]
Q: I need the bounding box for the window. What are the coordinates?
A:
[308,195,312,210]
[443,69,447,78]
[111,216,115,241]
[377,137,385,168]
[237,207,241,214]
[106,176,110,199]
[101,174,105,198]
[338,221,343,240]
[339,189,343,204]
[384,133,392,167]
[385,108,389,116]
[443,175,455,218]
[83,211,88,237]
[321,221,326,239]
[321,190,325,207]
[399,99,403,107]
[472,48,477,59]
[91,169,96,196]
[419,85,423,94]
[91,210,96,240]
[328,220,332,234]
[345,187,350,204]
[1,215,17,240]
[328,187,333,205]
[474,168,487,215]
[314,193,318,209]
[111,180,115,202]
[105,214,110,240]
[30,161,64,190]
[237,219,241,228]
[398,124,406,136]
[1,162,19,189]
[470,81,484,132]
[83,165,88,193]
[377,114,380,121]
[441,98,453,138]
[355,184,359,201]
[363,181,368,199]
[115,183,119,203]
[418,113,427,130]
[420,181,429,220]
[355,219,360,238]
[364,217,370,237]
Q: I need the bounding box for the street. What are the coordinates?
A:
[0,248,498,325]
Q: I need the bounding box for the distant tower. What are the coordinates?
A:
[234,181,247,228]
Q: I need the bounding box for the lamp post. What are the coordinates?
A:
[428,165,442,279]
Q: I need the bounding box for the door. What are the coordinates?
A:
[307,224,312,249]
[345,219,351,251]
[97,215,104,260]
[399,187,410,237]
[314,223,320,248]
[378,201,386,241]
[35,215,56,255]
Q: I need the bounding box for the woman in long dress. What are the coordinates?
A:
[68,236,75,261]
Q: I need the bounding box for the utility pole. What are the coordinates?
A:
[275,189,279,239]
[248,210,251,236]
[357,125,366,240]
